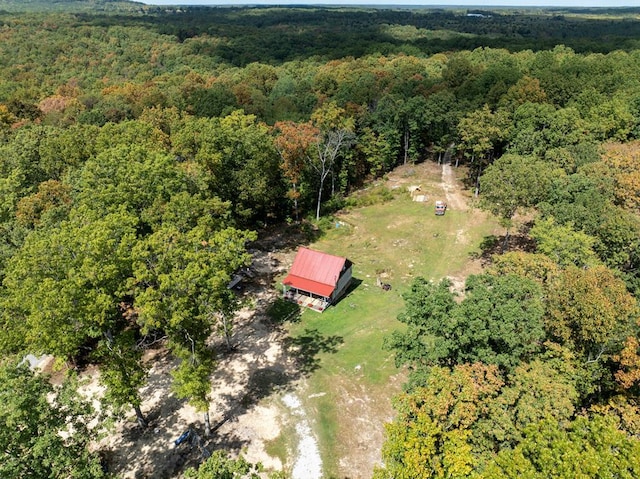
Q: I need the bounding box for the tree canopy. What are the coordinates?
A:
[0,361,105,479]
[2,2,640,478]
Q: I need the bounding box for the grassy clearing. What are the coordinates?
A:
[282,163,499,477]
[264,421,295,472]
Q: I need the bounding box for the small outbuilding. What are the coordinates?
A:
[282,247,353,312]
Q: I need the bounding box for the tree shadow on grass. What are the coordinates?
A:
[243,367,290,407]
[251,220,324,252]
[265,297,302,324]
[283,328,344,375]
[472,231,537,265]
[471,234,501,264]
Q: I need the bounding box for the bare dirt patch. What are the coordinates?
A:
[335,374,405,478]
[97,351,203,478]
[282,392,323,479]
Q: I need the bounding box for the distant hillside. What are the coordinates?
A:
[0,0,144,13]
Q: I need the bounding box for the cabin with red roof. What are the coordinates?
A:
[282,247,353,312]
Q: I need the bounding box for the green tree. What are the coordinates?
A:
[0,125,51,193]
[309,101,355,220]
[537,169,640,275]
[475,355,579,450]
[368,93,405,167]
[506,102,556,158]
[356,127,395,177]
[94,120,169,154]
[183,450,261,479]
[384,277,457,382]
[387,274,546,378]
[450,274,546,372]
[70,144,185,220]
[375,94,430,166]
[481,415,640,479]
[0,361,105,479]
[442,52,479,90]
[96,330,148,427]
[529,216,600,268]
[3,208,148,425]
[479,154,561,251]
[188,84,239,118]
[4,208,137,357]
[458,105,511,195]
[171,112,284,223]
[507,104,593,168]
[171,348,216,436]
[132,224,256,432]
[578,92,634,142]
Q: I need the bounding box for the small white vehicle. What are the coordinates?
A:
[435,200,447,216]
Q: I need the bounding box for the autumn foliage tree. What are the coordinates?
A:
[374,363,503,479]
[545,265,638,362]
[600,141,640,212]
[615,334,640,390]
[481,415,640,479]
[273,120,319,221]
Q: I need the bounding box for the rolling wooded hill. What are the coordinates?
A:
[1,1,640,478]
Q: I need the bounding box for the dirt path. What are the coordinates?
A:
[442,162,469,212]
[282,393,323,479]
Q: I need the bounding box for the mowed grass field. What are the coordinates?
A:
[282,162,500,477]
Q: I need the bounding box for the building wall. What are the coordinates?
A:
[331,265,353,303]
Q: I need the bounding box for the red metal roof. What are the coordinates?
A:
[282,275,335,298]
[282,247,348,297]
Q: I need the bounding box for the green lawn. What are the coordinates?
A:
[282,165,499,476]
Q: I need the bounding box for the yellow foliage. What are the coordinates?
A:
[0,104,17,128]
[601,141,640,212]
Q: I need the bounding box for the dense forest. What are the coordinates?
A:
[2,0,640,477]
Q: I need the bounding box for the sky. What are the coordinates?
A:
[137,1,640,6]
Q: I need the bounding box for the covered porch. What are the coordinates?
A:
[283,287,330,312]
